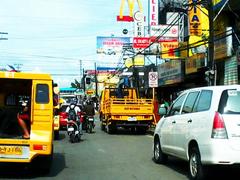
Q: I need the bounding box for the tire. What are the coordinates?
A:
[106,124,116,134]
[89,123,93,133]
[54,130,59,140]
[101,123,105,131]
[153,138,167,164]
[78,134,81,142]
[31,145,53,174]
[136,127,147,134]
[70,133,75,143]
[189,147,206,180]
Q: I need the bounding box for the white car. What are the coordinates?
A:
[153,85,240,180]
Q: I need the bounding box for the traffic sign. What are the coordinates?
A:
[149,72,158,87]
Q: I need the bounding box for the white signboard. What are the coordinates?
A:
[149,0,158,26]
[134,11,144,37]
[150,25,178,38]
[149,72,158,87]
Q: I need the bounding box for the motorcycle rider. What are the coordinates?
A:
[66,98,83,135]
[82,100,95,130]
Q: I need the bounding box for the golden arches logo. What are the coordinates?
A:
[118,0,143,21]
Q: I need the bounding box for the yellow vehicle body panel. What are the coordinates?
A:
[105,98,153,114]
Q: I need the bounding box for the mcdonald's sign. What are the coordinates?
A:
[117,0,143,22]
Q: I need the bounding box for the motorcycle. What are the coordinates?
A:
[86,116,95,133]
[67,119,81,143]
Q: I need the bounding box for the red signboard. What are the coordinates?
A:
[133,37,150,49]
[117,16,134,22]
[149,36,178,43]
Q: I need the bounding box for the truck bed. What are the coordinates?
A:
[104,98,153,115]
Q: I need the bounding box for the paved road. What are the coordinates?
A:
[0,119,238,180]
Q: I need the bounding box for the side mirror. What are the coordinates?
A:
[158,104,167,116]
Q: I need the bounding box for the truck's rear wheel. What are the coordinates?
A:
[31,145,53,174]
[106,124,116,134]
[54,130,59,140]
[101,123,105,131]
[136,127,147,134]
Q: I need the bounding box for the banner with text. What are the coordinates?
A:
[96,36,130,55]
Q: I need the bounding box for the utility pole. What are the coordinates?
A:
[208,0,215,86]
[83,68,85,92]
[94,62,98,97]
[132,57,139,98]
[79,60,82,86]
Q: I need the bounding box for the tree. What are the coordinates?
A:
[71,79,81,89]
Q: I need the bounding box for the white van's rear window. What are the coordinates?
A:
[219,89,240,114]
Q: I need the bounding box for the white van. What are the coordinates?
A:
[153,85,240,180]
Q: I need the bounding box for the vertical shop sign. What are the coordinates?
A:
[188,0,202,36]
[149,0,158,26]
[134,11,144,37]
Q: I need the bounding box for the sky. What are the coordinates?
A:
[0,0,148,87]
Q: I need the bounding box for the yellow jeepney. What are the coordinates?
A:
[0,71,54,172]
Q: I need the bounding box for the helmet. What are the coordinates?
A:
[71,97,78,105]
[86,100,91,105]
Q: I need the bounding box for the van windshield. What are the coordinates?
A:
[219,89,240,114]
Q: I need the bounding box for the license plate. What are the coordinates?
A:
[88,118,94,121]
[0,146,22,155]
[68,127,74,131]
[128,117,137,121]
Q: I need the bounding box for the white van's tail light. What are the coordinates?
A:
[211,112,228,139]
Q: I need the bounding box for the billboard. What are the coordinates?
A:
[160,42,179,59]
[188,0,202,36]
[157,61,183,86]
[185,53,206,74]
[96,36,131,55]
[133,37,150,49]
[150,25,178,38]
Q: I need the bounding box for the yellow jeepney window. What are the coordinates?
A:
[36,84,49,104]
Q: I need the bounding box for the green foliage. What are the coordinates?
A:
[71,79,81,88]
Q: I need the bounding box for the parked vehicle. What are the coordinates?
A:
[153,85,240,180]
[99,87,154,134]
[0,71,54,173]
